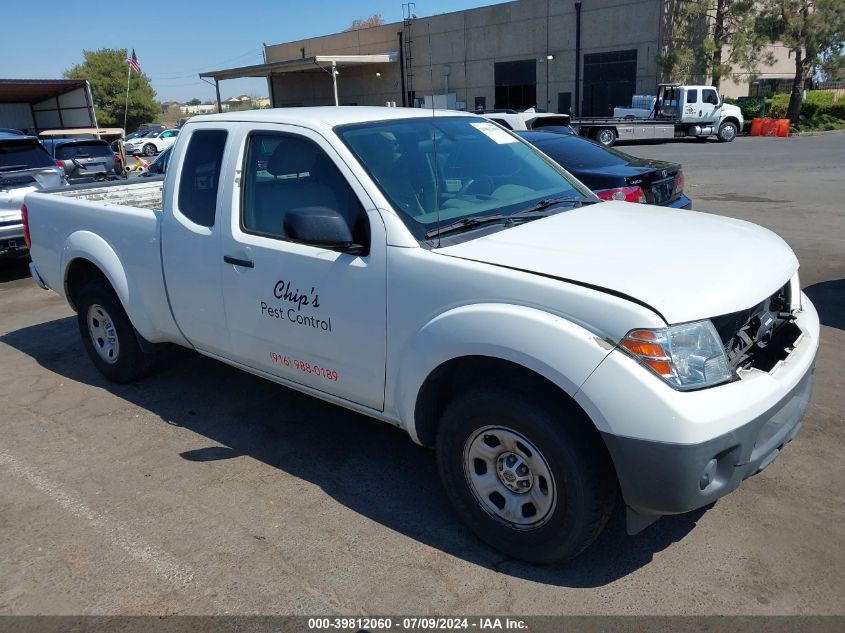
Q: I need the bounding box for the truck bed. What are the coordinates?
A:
[571,116,678,125]
[24,176,181,345]
[51,178,163,210]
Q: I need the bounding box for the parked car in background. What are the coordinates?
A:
[139,145,172,177]
[123,129,179,156]
[518,131,692,209]
[41,138,124,184]
[0,132,65,258]
[480,109,574,134]
[112,129,151,152]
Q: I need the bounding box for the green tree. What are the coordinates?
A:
[187,98,202,106]
[344,14,384,31]
[658,0,770,90]
[759,1,845,123]
[64,48,159,133]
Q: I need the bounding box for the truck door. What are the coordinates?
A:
[700,88,721,123]
[160,125,231,356]
[682,88,704,122]
[219,125,387,411]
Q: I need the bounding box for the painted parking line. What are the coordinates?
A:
[0,448,195,588]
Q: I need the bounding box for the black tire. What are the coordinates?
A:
[595,127,617,147]
[142,143,157,156]
[436,387,617,563]
[76,278,156,383]
[717,121,738,143]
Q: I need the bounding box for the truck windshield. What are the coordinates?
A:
[337,116,593,241]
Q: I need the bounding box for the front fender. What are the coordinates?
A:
[61,231,158,339]
[392,303,614,443]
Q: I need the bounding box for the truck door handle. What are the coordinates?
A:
[223,255,254,268]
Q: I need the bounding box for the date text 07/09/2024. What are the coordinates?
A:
[306,616,528,630]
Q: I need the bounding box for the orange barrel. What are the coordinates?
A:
[776,118,790,137]
[750,117,763,136]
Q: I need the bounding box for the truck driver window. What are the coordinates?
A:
[703,89,719,105]
[177,129,227,228]
[241,133,367,244]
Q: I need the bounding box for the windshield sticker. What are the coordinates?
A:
[260,278,332,332]
[470,121,519,144]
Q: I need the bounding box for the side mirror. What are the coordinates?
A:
[284,206,365,255]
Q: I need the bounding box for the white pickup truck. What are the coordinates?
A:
[25,107,818,562]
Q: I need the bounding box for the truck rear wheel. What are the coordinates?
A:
[76,278,156,383]
[436,387,616,563]
[595,127,617,147]
[718,121,738,142]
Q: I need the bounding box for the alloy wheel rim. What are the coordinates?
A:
[722,124,736,140]
[462,426,557,529]
[599,130,614,145]
[87,303,120,364]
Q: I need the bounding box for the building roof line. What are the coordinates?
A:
[199,53,398,82]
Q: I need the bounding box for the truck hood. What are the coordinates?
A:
[722,103,743,121]
[435,201,798,324]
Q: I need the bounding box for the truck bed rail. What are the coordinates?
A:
[50,178,163,211]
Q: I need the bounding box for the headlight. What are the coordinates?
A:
[620,320,732,390]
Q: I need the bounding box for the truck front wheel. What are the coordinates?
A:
[76,278,156,383]
[436,387,616,563]
[718,121,738,142]
[595,127,617,147]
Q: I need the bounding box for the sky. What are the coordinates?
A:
[0,0,510,103]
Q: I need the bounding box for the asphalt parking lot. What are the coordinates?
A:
[1,133,843,616]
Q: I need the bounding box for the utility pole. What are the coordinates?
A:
[574,0,582,116]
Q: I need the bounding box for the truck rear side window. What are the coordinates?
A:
[177,129,227,227]
[686,90,698,104]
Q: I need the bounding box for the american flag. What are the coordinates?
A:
[127,49,141,73]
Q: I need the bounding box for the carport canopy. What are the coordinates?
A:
[0,79,97,132]
[199,53,399,107]
[0,79,88,103]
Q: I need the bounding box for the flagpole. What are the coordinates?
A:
[122,62,131,137]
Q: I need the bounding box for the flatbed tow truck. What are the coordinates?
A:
[570,84,744,146]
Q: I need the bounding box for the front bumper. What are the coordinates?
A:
[601,358,814,529]
[576,293,819,530]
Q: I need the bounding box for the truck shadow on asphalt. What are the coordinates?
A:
[804,280,845,330]
[2,316,707,588]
